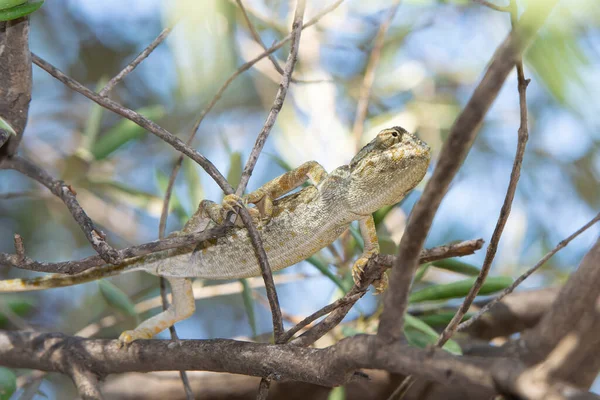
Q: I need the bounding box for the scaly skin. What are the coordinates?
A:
[0,127,430,343]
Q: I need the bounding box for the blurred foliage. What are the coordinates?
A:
[0,0,599,396]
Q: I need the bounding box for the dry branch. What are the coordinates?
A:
[378,0,559,344]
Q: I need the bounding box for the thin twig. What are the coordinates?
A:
[31,53,235,195]
[280,293,362,343]
[235,0,322,84]
[0,156,121,264]
[377,0,558,344]
[99,25,176,97]
[351,0,402,148]
[241,6,306,397]
[458,212,600,332]
[436,0,529,348]
[188,0,344,136]
[290,239,484,347]
[13,234,24,263]
[0,224,231,275]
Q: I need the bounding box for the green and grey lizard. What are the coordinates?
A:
[0,127,430,343]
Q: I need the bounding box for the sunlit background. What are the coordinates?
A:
[1,0,599,398]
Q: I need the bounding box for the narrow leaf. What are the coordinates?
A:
[404,314,462,355]
[0,1,44,21]
[0,116,16,136]
[239,279,257,337]
[226,152,243,190]
[432,259,481,276]
[408,276,513,304]
[306,255,349,292]
[416,311,474,328]
[0,367,16,400]
[328,386,346,400]
[98,280,139,324]
[183,158,203,210]
[92,105,166,160]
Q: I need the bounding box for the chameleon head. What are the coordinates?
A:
[347,126,431,215]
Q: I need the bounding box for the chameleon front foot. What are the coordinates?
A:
[351,254,388,294]
[222,194,246,214]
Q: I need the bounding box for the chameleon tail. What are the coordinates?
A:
[0,261,141,292]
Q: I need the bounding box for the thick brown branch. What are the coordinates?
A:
[0,331,498,393]
[436,9,531,347]
[377,0,559,343]
[0,155,120,264]
[516,238,600,388]
[0,18,32,157]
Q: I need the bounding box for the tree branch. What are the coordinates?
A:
[30,53,235,195]
[290,239,484,346]
[516,238,600,388]
[99,24,176,97]
[0,18,32,157]
[458,212,600,333]
[0,224,231,275]
[377,0,559,344]
[436,1,531,346]
[0,331,499,393]
[0,155,121,264]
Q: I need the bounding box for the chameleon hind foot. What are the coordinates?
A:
[118,327,155,346]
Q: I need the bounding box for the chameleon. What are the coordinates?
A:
[0,127,430,343]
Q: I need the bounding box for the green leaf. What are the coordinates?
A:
[239,279,257,337]
[0,0,43,21]
[404,314,462,355]
[0,297,36,327]
[80,77,108,154]
[340,325,362,337]
[0,0,28,10]
[183,158,203,210]
[306,255,349,292]
[416,311,474,328]
[413,263,430,283]
[226,152,243,190]
[431,259,481,276]
[91,105,166,160]
[348,225,364,251]
[328,386,346,400]
[0,116,16,136]
[408,276,513,303]
[373,205,394,226]
[0,367,16,400]
[98,280,139,324]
